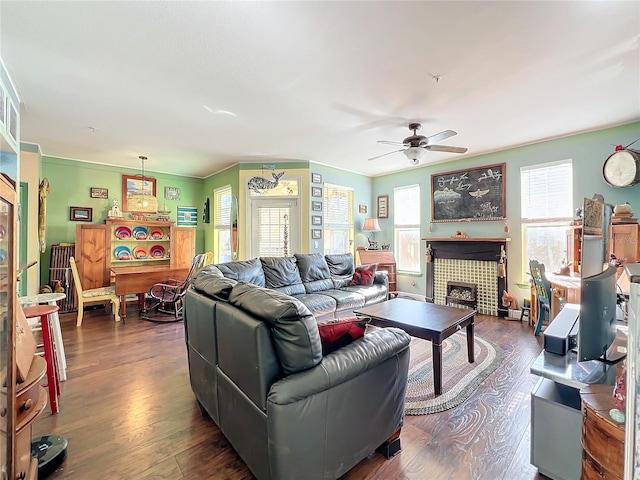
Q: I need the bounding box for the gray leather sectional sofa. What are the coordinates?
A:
[208,252,389,318]
[184,255,411,480]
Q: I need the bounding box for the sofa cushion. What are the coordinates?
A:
[292,293,337,318]
[320,289,366,311]
[325,253,356,288]
[192,269,238,301]
[216,258,266,287]
[229,282,322,374]
[294,253,334,293]
[260,257,305,295]
[318,317,369,355]
[350,263,378,286]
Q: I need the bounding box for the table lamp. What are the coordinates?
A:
[362,218,381,250]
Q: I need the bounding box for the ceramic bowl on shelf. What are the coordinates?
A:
[114,246,132,260]
[132,226,149,240]
[114,226,132,240]
[148,228,163,240]
[149,245,165,258]
[132,246,148,259]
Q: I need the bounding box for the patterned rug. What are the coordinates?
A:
[404,331,503,415]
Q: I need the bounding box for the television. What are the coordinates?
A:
[578,265,620,362]
[577,197,625,362]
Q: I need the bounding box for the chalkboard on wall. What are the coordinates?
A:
[431,163,506,222]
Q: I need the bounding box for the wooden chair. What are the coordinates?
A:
[143,254,205,322]
[69,256,121,327]
[530,259,552,336]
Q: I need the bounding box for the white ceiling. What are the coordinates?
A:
[1,1,639,179]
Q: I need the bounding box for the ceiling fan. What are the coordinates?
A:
[369,123,468,165]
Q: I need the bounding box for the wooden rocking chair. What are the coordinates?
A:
[143,254,205,322]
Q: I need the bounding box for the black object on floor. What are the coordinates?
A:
[31,435,68,479]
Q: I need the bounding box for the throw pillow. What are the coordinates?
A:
[349,263,378,286]
[318,317,369,355]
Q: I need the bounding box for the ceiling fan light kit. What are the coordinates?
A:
[370,123,468,166]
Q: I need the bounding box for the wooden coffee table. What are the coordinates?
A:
[354,298,476,396]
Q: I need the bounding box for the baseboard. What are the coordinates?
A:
[395,291,426,302]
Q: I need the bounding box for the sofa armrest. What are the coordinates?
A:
[267,327,410,405]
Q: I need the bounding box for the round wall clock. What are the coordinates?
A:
[602,149,640,187]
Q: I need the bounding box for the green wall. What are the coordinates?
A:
[202,165,240,253]
[40,156,204,284]
[373,122,640,299]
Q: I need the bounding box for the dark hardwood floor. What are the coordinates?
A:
[33,306,547,480]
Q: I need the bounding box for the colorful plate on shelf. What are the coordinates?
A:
[133,246,148,259]
[114,226,132,240]
[148,228,163,240]
[132,226,149,240]
[114,246,132,260]
[149,245,165,258]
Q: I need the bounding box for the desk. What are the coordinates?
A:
[110,265,190,318]
[531,273,581,326]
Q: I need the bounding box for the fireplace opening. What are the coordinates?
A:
[446,281,478,311]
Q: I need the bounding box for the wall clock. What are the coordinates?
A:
[603,149,640,188]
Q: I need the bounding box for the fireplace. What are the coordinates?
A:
[446,281,478,310]
[423,238,510,317]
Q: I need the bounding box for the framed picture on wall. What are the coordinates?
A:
[312,215,322,226]
[70,207,93,222]
[122,174,157,212]
[311,173,323,184]
[312,186,323,198]
[312,229,322,240]
[358,204,367,214]
[90,187,109,199]
[312,201,323,212]
[377,195,389,219]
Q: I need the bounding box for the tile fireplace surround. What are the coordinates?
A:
[423,237,510,317]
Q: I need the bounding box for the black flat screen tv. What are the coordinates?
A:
[577,197,624,363]
[578,264,619,362]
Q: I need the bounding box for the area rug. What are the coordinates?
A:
[404,331,503,415]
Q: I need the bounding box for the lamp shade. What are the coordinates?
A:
[362,218,381,232]
[403,146,427,162]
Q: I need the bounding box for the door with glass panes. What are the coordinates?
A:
[250,199,299,258]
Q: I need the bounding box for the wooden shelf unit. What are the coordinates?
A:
[75,219,196,290]
[567,224,639,275]
[356,250,397,295]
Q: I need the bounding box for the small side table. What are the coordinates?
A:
[19,292,68,381]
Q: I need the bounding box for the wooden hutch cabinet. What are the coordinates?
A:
[566,224,639,274]
[75,219,196,289]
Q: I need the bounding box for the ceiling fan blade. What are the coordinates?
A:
[368,148,406,161]
[377,140,409,146]
[424,129,457,144]
[424,145,468,154]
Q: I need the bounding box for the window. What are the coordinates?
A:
[214,185,233,263]
[323,184,354,255]
[521,160,573,274]
[394,184,420,274]
[252,201,297,257]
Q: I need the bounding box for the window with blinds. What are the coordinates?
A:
[394,184,420,274]
[214,185,232,263]
[323,183,354,255]
[255,206,291,257]
[520,160,573,273]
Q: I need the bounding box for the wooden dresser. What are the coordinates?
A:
[580,384,625,480]
[356,250,397,295]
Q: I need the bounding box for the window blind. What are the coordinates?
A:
[521,161,573,221]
